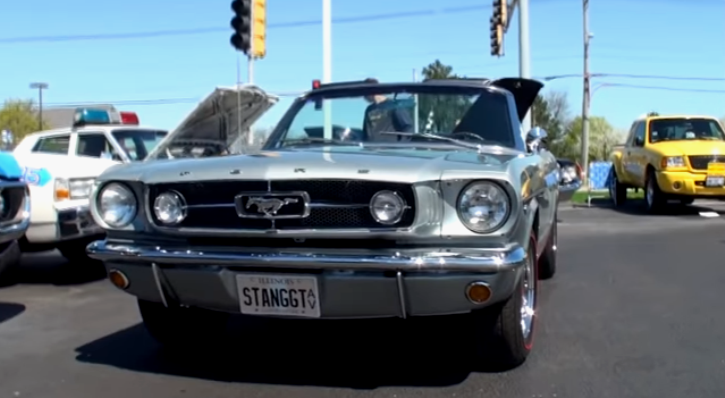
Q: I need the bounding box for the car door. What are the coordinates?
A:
[627,122,648,187]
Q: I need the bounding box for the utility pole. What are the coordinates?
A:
[518,0,531,133]
[29,82,48,131]
[412,68,420,133]
[322,0,332,139]
[580,0,591,180]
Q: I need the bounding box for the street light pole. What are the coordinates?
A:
[29,82,48,131]
[518,0,532,133]
[322,0,332,140]
[580,0,591,180]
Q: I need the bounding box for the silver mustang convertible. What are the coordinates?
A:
[87,78,563,371]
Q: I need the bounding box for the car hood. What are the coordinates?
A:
[145,85,278,160]
[104,145,529,184]
[491,78,544,122]
[649,140,725,156]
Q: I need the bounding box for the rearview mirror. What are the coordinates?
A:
[526,127,548,152]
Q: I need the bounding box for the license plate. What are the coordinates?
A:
[706,176,725,187]
[236,274,320,318]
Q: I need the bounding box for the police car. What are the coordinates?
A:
[13,108,167,262]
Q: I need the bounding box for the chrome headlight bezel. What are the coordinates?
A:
[369,190,406,225]
[153,190,187,225]
[93,182,138,229]
[456,180,512,234]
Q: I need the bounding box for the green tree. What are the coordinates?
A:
[565,116,618,161]
[531,91,573,158]
[0,99,48,145]
[418,60,468,132]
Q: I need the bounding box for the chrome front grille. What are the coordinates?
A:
[147,180,416,230]
[688,155,725,170]
[0,185,26,224]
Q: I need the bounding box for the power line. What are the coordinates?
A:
[596,83,725,93]
[45,81,725,108]
[0,5,487,44]
[594,73,725,82]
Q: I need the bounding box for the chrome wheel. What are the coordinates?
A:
[520,249,536,341]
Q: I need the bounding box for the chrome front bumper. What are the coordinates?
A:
[57,206,103,241]
[88,241,527,319]
[558,179,583,203]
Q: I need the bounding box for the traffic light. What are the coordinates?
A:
[250,0,267,58]
[490,0,506,57]
[230,0,252,53]
[490,18,504,56]
[230,0,267,58]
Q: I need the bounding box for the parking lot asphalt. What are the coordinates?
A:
[1,198,725,398]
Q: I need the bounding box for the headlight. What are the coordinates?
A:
[96,182,137,228]
[662,156,685,168]
[457,181,511,233]
[54,178,95,200]
[369,190,406,225]
[153,191,187,225]
[561,166,577,182]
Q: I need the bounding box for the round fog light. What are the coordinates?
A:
[154,191,187,225]
[673,181,682,190]
[370,190,406,225]
[466,281,492,304]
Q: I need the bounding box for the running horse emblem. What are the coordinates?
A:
[246,197,299,216]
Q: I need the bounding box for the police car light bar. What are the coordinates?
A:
[119,111,139,125]
[72,108,140,127]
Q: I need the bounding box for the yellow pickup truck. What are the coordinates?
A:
[609,113,725,213]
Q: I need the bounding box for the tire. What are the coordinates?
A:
[609,168,627,207]
[470,233,538,371]
[138,299,231,349]
[57,238,99,264]
[644,169,666,213]
[0,241,22,286]
[538,217,557,280]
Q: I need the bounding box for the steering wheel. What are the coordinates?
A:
[450,132,486,142]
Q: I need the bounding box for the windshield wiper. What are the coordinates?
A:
[282,137,361,148]
[379,131,482,150]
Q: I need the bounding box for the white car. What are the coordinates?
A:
[13,108,167,262]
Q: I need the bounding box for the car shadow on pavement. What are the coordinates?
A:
[0,302,25,324]
[574,197,725,217]
[75,315,476,389]
[0,251,107,288]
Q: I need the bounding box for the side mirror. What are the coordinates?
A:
[634,136,644,146]
[526,127,548,151]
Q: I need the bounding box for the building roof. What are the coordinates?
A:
[40,104,116,129]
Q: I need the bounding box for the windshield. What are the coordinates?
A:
[266,85,518,150]
[112,129,168,161]
[649,118,725,143]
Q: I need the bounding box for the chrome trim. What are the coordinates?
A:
[183,202,370,210]
[396,271,407,319]
[151,263,168,307]
[234,191,311,219]
[87,240,526,273]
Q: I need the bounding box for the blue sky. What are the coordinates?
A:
[1,0,723,132]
